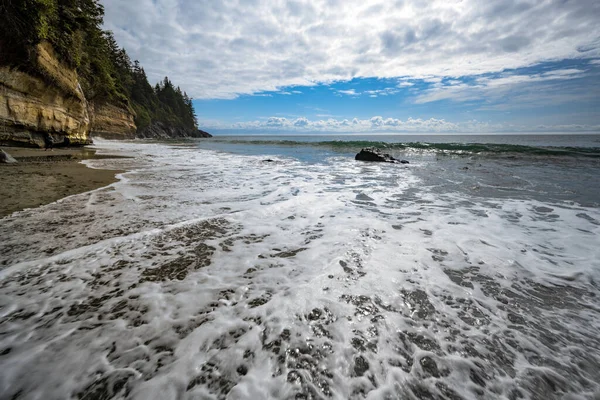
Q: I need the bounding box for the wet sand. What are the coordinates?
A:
[0,146,125,218]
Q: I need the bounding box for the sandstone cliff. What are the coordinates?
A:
[0,42,92,147]
[1,41,212,146]
[89,102,137,140]
[0,41,137,147]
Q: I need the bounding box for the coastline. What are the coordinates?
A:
[0,139,599,399]
[0,146,125,218]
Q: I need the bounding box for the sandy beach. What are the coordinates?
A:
[0,146,125,218]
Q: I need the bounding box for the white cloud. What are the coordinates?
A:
[336,89,358,96]
[101,0,600,99]
[293,117,310,127]
[265,117,289,127]
[217,115,600,133]
[331,86,404,98]
[224,116,463,132]
[364,87,400,97]
[414,68,589,105]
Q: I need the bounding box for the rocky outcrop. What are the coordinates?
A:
[192,128,212,138]
[355,147,409,164]
[1,41,211,146]
[136,121,212,139]
[89,102,136,140]
[0,42,91,147]
[0,149,17,163]
[0,41,137,147]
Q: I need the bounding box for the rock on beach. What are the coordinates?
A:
[0,149,17,163]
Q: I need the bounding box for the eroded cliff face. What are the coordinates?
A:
[0,42,91,147]
[89,102,136,140]
[0,41,136,147]
[0,66,88,147]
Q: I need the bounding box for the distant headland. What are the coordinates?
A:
[0,0,211,148]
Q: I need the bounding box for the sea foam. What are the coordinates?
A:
[1,140,599,399]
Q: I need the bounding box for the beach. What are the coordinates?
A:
[0,137,599,399]
[0,147,124,218]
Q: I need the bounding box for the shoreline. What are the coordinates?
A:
[0,146,126,218]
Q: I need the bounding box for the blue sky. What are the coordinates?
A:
[102,0,600,134]
[194,60,600,133]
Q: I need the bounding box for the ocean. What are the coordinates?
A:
[1,134,599,399]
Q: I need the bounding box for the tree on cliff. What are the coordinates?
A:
[0,0,198,133]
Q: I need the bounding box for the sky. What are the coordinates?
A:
[100,0,600,134]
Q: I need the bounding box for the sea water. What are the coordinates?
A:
[1,134,599,399]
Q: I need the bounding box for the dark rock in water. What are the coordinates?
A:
[308,308,323,321]
[420,356,441,378]
[355,193,374,201]
[355,147,408,164]
[194,128,213,138]
[353,355,370,376]
[355,147,395,162]
[263,159,274,162]
[0,149,17,163]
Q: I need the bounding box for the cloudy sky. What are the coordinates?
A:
[101,0,600,134]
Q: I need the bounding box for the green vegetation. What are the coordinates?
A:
[0,0,197,131]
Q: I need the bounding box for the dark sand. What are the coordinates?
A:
[0,147,125,217]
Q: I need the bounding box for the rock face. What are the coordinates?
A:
[355,147,409,164]
[1,41,212,146]
[0,41,136,147]
[0,42,92,147]
[136,121,212,139]
[89,102,137,140]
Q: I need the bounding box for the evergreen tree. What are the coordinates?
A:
[1,0,199,132]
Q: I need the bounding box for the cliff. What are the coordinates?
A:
[2,2,210,147]
[137,121,212,139]
[89,102,137,140]
[0,42,137,147]
[0,42,92,147]
[1,42,212,147]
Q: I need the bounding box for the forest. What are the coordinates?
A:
[0,0,198,131]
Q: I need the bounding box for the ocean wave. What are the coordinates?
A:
[211,139,600,158]
[1,141,599,399]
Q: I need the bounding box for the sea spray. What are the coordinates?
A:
[1,139,599,399]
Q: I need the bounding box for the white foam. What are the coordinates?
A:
[1,140,599,399]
